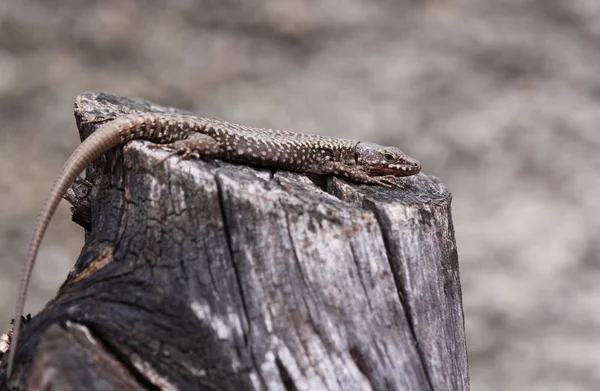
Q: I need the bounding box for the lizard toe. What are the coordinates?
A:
[375,176,400,188]
[152,148,186,166]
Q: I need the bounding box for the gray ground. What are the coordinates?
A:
[0,1,599,390]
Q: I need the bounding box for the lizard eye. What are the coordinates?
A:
[383,152,395,161]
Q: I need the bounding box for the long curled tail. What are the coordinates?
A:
[6,121,123,378]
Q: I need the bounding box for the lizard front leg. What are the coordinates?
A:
[314,161,402,188]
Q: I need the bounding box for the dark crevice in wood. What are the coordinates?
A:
[214,175,252,347]
[348,345,373,385]
[274,357,298,391]
[305,173,328,193]
[268,168,277,181]
[81,322,160,391]
[281,206,312,298]
[369,204,435,391]
[348,242,373,312]
[213,173,269,391]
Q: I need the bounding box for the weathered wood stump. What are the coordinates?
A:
[1,92,468,390]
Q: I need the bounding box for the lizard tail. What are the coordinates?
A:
[7,122,123,378]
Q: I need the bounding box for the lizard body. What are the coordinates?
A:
[6,112,421,377]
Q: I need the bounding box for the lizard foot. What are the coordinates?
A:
[149,133,221,166]
[372,176,403,188]
[149,144,200,166]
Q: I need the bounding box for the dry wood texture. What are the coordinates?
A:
[1,93,468,390]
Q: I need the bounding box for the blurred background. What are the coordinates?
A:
[0,1,599,390]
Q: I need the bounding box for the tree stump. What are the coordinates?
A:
[1,92,468,390]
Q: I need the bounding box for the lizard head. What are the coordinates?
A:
[355,142,421,177]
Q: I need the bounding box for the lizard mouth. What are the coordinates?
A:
[366,162,421,177]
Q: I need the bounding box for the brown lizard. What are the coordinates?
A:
[5,111,421,378]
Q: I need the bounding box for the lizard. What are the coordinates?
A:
[5,111,421,378]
